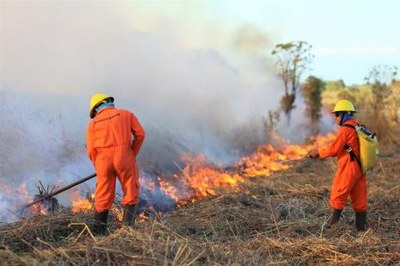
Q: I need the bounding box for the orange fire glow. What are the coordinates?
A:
[71,198,93,213]
[68,133,336,217]
[0,132,338,223]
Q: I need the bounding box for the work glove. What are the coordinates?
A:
[307,149,320,158]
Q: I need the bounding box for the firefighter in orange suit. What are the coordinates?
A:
[307,99,367,231]
[86,93,145,235]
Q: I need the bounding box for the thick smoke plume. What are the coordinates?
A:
[0,1,278,168]
[0,2,332,222]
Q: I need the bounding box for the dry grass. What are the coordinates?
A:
[1,150,399,265]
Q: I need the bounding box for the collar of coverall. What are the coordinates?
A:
[95,102,115,114]
[340,112,353,126]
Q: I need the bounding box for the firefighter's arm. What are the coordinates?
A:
[86,122,98,163]
[130,113,145,158]
[319,127,349,158]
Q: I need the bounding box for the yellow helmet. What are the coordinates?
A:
[89,93,114,118]
[332,99,356,113]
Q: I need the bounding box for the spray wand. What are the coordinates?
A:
[257,156,308,168]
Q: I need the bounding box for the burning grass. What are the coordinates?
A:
[1,150,399,265]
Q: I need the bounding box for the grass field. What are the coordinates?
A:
[1,145,399,265]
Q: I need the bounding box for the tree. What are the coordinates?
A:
[301,76,324,135]
[388,81,400,124]
[262,109,280,137]
[364,65,398,136]
[324,80,346,91]
[271,41,314,124]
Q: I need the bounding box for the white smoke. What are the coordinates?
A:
[0,1,279,167]
[0,2,329,221]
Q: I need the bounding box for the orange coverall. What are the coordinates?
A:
[318,119,367,212]
[86,107,145,213]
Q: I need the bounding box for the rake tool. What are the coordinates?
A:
[24,172,96,208]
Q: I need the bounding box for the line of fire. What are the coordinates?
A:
[0,133,336,224]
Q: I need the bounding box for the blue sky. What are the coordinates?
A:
[210,0,400,84]
[129,0,400,85]
[118,0,400,85]
[271,0,400,84]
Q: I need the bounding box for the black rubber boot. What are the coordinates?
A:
[93,210,109,235]
[326,208,342,227]
[355,212,367,231]
[122,204,138,226]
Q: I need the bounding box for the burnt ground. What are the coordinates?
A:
[1,148,399,265]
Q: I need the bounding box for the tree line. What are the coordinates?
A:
[270,41,399,143]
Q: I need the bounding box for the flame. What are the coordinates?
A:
[0,181,56,218]
[71,198,93,213]
[158,177,182,203]
[30,202,47,215]
[62,133,337,218]
[71,192,94,213]
[0,132,337,223]
[184,163,244,198]
[242,144,307,177]
[243,133,336,177]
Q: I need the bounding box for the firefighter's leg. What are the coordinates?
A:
[116,153,140,207]
[122,204,138,226]
[93,157,116,235]
[350,177,368,231]
[328,178,350,228]
[327,208,343,226]
[93,210,109,235]
[355,212,367,231]
[329,185,348,219]
[115,149,140,225]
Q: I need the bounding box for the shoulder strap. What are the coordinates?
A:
[342,124,355,129]
[341,124,362,170]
